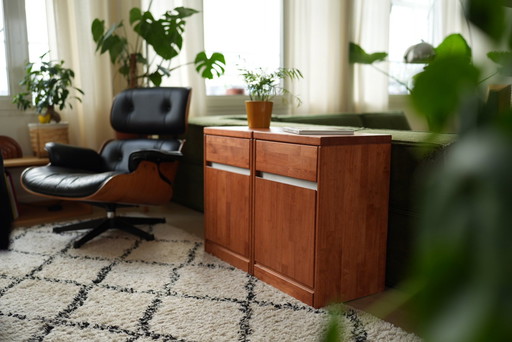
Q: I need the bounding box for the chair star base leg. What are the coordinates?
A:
[53,215,164,248]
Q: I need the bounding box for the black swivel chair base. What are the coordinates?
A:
[54,206,164,248]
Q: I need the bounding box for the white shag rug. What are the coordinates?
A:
[0,207,421,342]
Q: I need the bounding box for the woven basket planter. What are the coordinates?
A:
[28,122,69,158]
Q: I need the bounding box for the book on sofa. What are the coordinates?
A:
[281,126,355,135]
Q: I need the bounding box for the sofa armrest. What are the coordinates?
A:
[46,142,105,172]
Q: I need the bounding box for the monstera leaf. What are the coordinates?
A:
[195,52,226,79]
[349,42,388,64]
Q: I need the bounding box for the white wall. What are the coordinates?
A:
[0,110,39,157]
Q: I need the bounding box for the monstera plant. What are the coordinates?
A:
[92,6,225,88]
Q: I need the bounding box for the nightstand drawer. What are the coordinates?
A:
[205,135,251,168]
[255,140,317,181]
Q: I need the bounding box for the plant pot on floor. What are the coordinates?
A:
[245,101,273,129]
[28,122,69,157]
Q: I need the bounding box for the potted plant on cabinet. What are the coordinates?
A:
[240,67,303,128]
[12,53,84,157]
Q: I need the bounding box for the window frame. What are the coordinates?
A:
[0,0,29,112]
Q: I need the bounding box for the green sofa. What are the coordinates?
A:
[173,112,456,287]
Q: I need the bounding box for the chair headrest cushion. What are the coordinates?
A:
[110,87,191,135]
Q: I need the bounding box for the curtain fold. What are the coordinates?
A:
[285,0,353,115]
[352,0,391,112]
[52,0,141,150]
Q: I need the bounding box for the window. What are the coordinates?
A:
[203,0,283,96]
[0,2,8,96]
[0,0,51,108]
[388,0,438,94]
[25,0,52,63]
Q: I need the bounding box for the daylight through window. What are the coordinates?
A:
[388,0,437,94]
[203,0,283,96]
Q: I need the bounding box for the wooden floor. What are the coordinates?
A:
[16,200,418,336]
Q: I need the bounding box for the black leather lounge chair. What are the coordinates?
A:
[21,87,191,248]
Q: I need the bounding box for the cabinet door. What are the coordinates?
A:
[204,166,251,258]
[253,177,316,288]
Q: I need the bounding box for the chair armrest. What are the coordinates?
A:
[46,142,105,172]
[128,149,183,172]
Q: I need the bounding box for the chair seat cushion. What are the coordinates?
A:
[22,166,122,198]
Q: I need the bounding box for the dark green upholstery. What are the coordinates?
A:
[174,112,456,287]
[274,113,365,127]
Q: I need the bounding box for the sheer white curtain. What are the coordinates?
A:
[144,0,206,118]
[352,0,391,112]
[52,0,140,150]
[285,0,353,115]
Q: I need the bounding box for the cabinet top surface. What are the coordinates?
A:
[204,126,391,146]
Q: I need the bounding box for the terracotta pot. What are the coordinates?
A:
[245,101,273,129]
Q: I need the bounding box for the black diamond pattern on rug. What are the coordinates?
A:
[0,207,420,342]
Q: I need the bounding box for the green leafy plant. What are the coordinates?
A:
[240,67,303,104]
[91,5,225,88]
[349,42,414,92]
[12,53,84,123]
[405,2,512,342]
[410,33,479,132]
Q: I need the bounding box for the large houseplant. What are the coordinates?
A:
[91,6,225,88]
[12,53,83,157]
[240,67,303,128]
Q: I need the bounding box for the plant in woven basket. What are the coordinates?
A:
[12,52,84,123]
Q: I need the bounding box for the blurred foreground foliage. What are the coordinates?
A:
[409,1,512,341]
[324,1,512,341]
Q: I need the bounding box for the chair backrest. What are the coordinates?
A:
[102,87,191,172]
[110,87,191,136]
[0,136,22,159]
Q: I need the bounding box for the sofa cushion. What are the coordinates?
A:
[360,112,411,130]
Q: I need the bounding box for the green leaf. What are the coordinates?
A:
[108,36,127,64]
[349,42,387,64]
[118,64,130,76]
[194,52,226,79]
[91,19,105,43]
[411,55,480,132]
[435,34,472,62]
[148,71,162,86]
[487,51,512,76]
[129,7,142,25]
[173,6,199,18]
[465,0,507,43]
